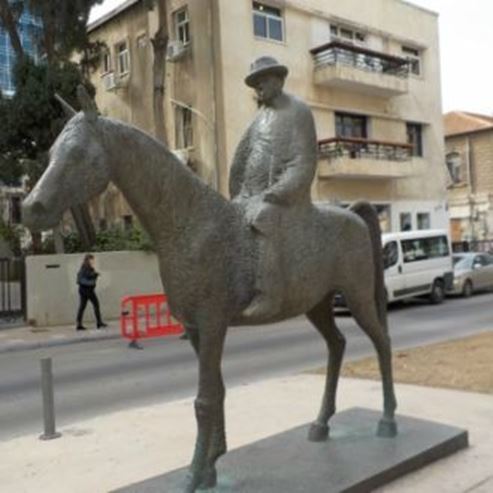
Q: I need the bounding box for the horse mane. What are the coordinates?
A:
[94,115,232,242]
[103,116,223,199]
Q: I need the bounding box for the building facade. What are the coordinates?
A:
[86,0,448,233]
[444,112,493,242]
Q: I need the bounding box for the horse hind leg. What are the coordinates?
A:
[345,287,398,438]
[306,295,346,442]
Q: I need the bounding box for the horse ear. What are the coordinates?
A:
[77,85,99,123]
[54,93,77,118]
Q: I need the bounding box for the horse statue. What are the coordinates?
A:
[22,87,397,493]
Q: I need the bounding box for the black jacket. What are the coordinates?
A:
[77,264,99,287]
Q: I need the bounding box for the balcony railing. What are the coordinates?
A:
[310,41,410,79]
[319,137,413,162]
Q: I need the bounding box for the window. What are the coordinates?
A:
[417,213,431,230]
[175,105,193,149]
[401,236,449,263]
[402,45,422,76]
[101,50,111,74]
[473,255,486,267]
[375,204,391,233]
[123,215,133,231]
[400,213,412,232]
[330,24,366,44]
[137,34,147,49]
[9,196,22,225]
[340,28,354,40]
[174,7,190,45]
[407,123,423,157]
[335,112,367,139]
[383,241,398,269]
[453,254,471,269]
[253,2,284,42]
[116,41,130,76]
[446,151,463,184]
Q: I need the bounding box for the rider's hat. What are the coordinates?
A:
[245,56,289,87]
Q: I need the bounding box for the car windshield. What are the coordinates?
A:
[453,255,472,270]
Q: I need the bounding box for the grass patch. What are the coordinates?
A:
[313,331,493,394]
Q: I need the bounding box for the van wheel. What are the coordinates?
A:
[462,280,473,298]
[430,280,445,304]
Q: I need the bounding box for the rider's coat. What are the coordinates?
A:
[229,93,317,210]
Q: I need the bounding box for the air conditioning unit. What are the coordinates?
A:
[102,72,117,91]
[166,40,187,62]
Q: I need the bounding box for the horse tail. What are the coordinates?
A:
[350,201,388,332]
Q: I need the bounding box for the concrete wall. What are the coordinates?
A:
[26,251,162,327]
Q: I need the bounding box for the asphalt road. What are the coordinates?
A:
[1,293,492,441]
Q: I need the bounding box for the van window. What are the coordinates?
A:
[383,241,398,269]
[401,236,449,263]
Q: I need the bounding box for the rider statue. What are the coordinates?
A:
[229,56,318,319]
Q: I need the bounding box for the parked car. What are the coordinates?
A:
[382,229,453,304]
[447,252,493,297]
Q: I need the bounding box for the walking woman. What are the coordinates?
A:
[76,254,107,331]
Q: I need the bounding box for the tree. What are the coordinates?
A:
[0,0,103,252]
[148,0,169,144]
[26,0,103,63]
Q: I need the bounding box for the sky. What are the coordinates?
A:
[89,0,493,115]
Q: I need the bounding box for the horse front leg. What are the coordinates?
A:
[185,324,227,493]
[185,325,227,483]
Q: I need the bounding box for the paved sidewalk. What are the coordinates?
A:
[0,375,491,493]
[0,321,120,354]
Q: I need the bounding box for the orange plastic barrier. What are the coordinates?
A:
[120,294,184,342]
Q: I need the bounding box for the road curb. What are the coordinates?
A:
[0,331,121,354]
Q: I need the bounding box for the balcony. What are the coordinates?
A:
[318,137,422,179]
[310,41,410,97]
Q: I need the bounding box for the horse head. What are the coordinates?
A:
[22,86,110,231]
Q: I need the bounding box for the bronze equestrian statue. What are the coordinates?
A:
[22,57,397,493]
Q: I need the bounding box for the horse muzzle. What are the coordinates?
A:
[22,196,61,232]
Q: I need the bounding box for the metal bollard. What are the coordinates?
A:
[39,358,62,441]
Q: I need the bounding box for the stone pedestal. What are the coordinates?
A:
[115,407,468,493]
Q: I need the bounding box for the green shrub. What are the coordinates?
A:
[59,226,155,254]
[0,219,22,256]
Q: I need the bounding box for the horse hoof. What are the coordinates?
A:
[377,418,398,438]
[308,422,329,442]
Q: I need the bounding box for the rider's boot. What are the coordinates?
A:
[242,289,279,319]
[242,236,282,320]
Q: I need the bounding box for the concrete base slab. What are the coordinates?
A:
[116,407,468,493]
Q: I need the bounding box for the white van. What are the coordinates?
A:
[382,229,453,304]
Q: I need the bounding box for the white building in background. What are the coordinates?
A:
[86,0,449,233]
